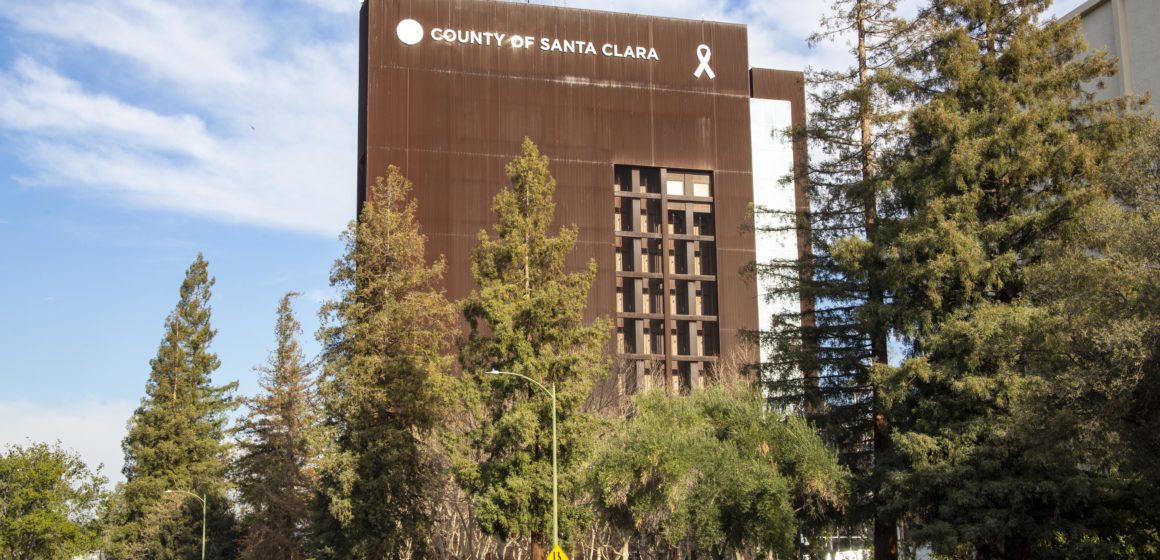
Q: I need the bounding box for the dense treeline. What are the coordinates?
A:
[54,139,838,560]
[761,0,1160,558]
[6,0,1159,558]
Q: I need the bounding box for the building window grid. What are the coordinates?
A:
[614,165,719,392]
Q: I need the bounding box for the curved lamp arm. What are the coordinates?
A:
[165,489,205,505]
[484,368,560,549]
[165,489,208,560]
[485,368,552,397]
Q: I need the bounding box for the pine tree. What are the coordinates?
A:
[315,166,456,559]
[457,138,609,559]
[756,1,915,556]
[875,1,1154,556]
[234,292,317,559]
[109,254,239,560]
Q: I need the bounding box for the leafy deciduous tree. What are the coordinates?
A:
[591,385,849,559]
[0,442,106,560]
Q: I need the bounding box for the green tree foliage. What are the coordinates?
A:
[108,253,238,560]
[234,292,318,559]
[872,1,1157,556]
[591,385,848,558]
[315,166,456,559]
[457,138,609,555]
[0,442,106,559]
[1011,129,1160,557]
[758,1,916,556]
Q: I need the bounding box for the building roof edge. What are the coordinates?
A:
[1061,0,1110,21]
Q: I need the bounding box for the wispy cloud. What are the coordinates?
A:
[0,0,853,238]
[0,0,356,237]
[0,0,1082,238]
[0,60,216,158]
[0,397,137,485]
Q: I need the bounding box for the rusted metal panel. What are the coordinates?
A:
[750,68,806,105]
[360,0,805,367]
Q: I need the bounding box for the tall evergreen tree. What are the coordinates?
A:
[315,166,456,559]
[872,1,1155,556]
[457,138,608,559]
[108,254,238,560]
[756,1,915,556]
[234,292,317,559]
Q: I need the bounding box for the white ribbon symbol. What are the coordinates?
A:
[694,44,715,80]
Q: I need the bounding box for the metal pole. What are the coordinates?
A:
[551,382,558,549]
[201,495,207,560]
[484,370,560,551]
[166,490,206,560]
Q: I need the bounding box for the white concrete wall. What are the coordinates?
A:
[1124,0,1160,105]
[1069,0,1160,110]
[749,98,798,370]
[1076,0,1123,98]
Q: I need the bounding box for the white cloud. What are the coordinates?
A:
[0,398,137,485]
[0,59,218,160]
[0,0,1082,237]
[0,0,266,91]
[0,0,356,236]
[0,0,851,237]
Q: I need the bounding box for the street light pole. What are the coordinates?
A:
[486,369,559,550]
[165,489,206,560]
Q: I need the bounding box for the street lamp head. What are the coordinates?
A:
[486,368,501,375]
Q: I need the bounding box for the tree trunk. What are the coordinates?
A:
[855,2,897,559]
[530,536,546,560]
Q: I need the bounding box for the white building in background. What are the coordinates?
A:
[1063,0,1160,109]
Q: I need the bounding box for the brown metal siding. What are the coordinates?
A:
[362,0,769,364]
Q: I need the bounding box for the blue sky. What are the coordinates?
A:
[0,0,1086,482]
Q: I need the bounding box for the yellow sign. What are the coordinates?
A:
[546,545,569,560]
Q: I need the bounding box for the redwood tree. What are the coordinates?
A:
[109,254,238,560]
[235,292,318,559]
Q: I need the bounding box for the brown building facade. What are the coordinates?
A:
[358,0,807,390]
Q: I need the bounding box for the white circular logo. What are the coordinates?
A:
[396,19,423,45]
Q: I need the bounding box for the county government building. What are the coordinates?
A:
[357,0,808,391]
